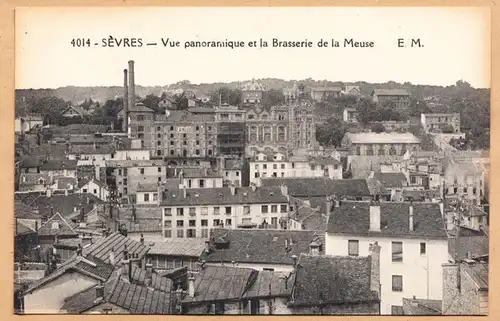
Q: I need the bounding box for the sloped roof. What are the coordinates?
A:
[82,232,149,266]
[19,173,50,186]
[37,212,78,237]
[373,172,408,188]
[26,193,103,217]
[148,238,207,257]
[205,229,325,265]
[290,254,378,307]
[15,220,36,236]
[68,145,115,155]
[462,262,488,290]
[24,255,114,295]
[261,178,372,198]
[243,269,294,299]
[402,298,442,315]
[14,200,43,219]
[372,89,410,96]
[56,177,77,190]
[326,201,448,239]
[39,159,78,171]
[448,236,489,262]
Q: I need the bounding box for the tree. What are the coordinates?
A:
[371,123,386,133]
[141,94,162,113]
[262,89,285,109]
[210,87,241,106]
[315,117,346,148]
[409,99,432,117]
[441,124,455,134]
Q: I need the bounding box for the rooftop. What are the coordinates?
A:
[449,236,489,262]
[14,200,43,219]
[402,298,442,315]
[204,228,325,265]
[68,144,115,155]
[19,173,50,186]
[372,88,410,96]
[148,238,207,257]
[261,178,372,198]
[37,212,78,237]
[326,201,448,239]
[105,159,166,168]
[289,254,378,307]
[344,132,421,144]
[18,193,103,217]
[373,172,408,188]
[461,261,489,291]
[39,159,78,171]
[160,186,288,206]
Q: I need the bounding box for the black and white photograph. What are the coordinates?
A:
[13,7,490,315]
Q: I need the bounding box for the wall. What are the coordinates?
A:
[325,233,448,315]
[136,191,159,205]
[182,177,223,189]
[206,262,294,273]
[128,232,163,243]
[289,302,379,315]
[112,165,167,199]
[114,149,150,161]
[70,154,112,166]
[442,264,486,315]
[77,181,109,201]
[162,202,289,239]
[24,272,98,314]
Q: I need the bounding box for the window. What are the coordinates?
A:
[463,187,467,193]
[144,194,150,202]
[392,242,403,262]
[263,268,275,272]
[176,220,184,227]
[271,217,278,227]
[164,208,172,216]
[392,275,403,292]
[140,168,145,175]
[271,205,278,213]
[280,205,288,213]
[158,177,162,182]
[356,147,361,156]
[244,206,250,214]
[348,240,359,256]
[189,207,196,216]
[176,229,184,238]
[138,126,144,132]
[280,164,285,169]
[273,164,277,170]
[176,208,184,216]
[201,219,208,226]
[225,206,232,215]
[201,229,209,238]
[189,220,196,227]
[213,207,220,215]
[201,207,208,215]
[261,205,269,213]
[83,188,88,193]
[164,230,172,238]
[420,242,426,255]
[123,188,128,195]
[410,176,416,184]
[225,219,232,227]
[199,180,205,188]
[213,219,221,226]
[123,178,128,185]
[391,306,404,315]
[473,187,477,195]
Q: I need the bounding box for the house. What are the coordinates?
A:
[341,132,421,159]
[309,86,342,101]
[113,205,163,242]
[22,255,115,314]
[402,297,442,315]
[370,172,408,200]
[37,212,79,253]
[241,79,266,104]
[15,219,40,262]
[39,159,78,179]
[169,167,224,189]
[14,200,44,232]
[60,106,93,118]
[261,177,373,200]
[443,160,484,205]
[287,249,381,315]
[370,89,411,109]
[421,113,461,133]
[159,185,290,239]
[136,183,160,205]
[15,115,45,134]
[203,228,325,272]
[146,238,207,272]
[325,200,448,315]
[19,173,51,192]
[250,152,342,186]
[442,257,488,315]
[283,83,300,102]
[342,85,362,98]
[286,197,328,231]
[180,265,294,314]
[76,178,110,201]
[60,264,174,314]
[343,108,359,123]
[221,158,245,187]
[67,145,115,166]
[19,192,103,218]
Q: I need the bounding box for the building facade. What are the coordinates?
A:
[342,133,421,158]
[421,113,461,133]
[371,89,411,110]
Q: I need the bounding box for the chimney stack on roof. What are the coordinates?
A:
[183,185,187,198]
[145,259,153,287]
[109,247,115,266]
[309,241,320,256]
[230,184,236,196]
[188,272,196,298]
[369,241,381,297]
[409,201,414,231]
[251,183,257,192]
[128,60,135,114]
[369,200,381,232]
[123,69,129,133]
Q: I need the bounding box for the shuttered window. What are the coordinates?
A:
[348,240,359,256]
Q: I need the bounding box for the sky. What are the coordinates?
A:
[15,7,490,89]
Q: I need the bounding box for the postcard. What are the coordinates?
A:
[13,7,490,316]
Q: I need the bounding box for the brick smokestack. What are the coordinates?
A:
[123,69,129,133]
[128,60,135,115]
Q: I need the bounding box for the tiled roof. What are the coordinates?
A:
[402,298,442,315]
[51,124,110,135]
[372,89,410,96]
[402,189,441,201]
[27,193,103,217]
[289,254,378,307]
[19,173,50,186]
[160,186,288,206]
[105,159,166,168]
[19,156,42,168]
[123,219,162,233]
[137,183,159,192]
[205,229,325,265]
[461,262,488,290]
[68,145,115,155]
[182,265,257,304]
[365,178,390,196]
[309,156,341,166]
[178,167,221,178]
[26,144,68,160]
[148,239,207,257]
[68,135,113,145]
[61,283,108,313]
[39,159,78,171]
[344,132,420,144]
[24,255,114,295]
[82,232,149,266]
[37,212,78,237]
[373,172,408,188]
[326,201,448,239]
[15,220,36,236]
[129,103,154,113]
[291,199,328,231]
[129,265,174,292]
[56,177,77,190]
[261,178,372,198]
[243,270,294,299]
[448,236,489,262]
[106,278,172,314]
[14,200,43,219]
[224,159,244,170]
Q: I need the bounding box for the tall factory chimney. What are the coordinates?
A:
[123,69,129,133]
[128,60,135,115]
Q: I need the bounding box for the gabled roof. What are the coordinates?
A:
[261,178,372,198]
[68,144,115,155]
[82,232,149,266]
[327,201,448,239]
[15,220,37,236]
[204,229,325,265]
[373,172,408,188]
[39,159,78,171]
[129,264,174,292]
[372,89,410,96]
[402,298,442,315]
[60,106,92,117]
[448,236,489,262]
[160,186,288,206]
[462,261,488,291]
[55,177,77,190]
[24,255,114,295]
[37,212,78,237]
[26,193,103,217]
[14,200,43,219]
[19,173,50,186]
[289,254,378,307]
